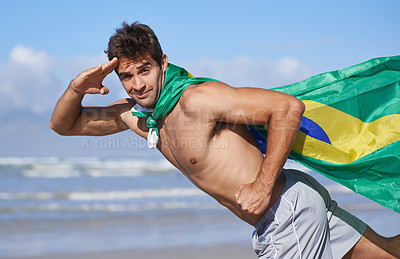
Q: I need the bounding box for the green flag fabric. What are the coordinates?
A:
[249,55,400,213]
[132,57,400,213]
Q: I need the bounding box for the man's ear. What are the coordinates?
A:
[161,54,168,72]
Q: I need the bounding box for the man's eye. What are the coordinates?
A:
[142,69,150,74]
[122,75,132,81]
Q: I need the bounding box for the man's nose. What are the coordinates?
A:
[133,78,145,92]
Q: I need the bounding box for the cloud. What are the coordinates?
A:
[0,45,125,115]
[0,46,59,114]
[10,45,52,68]
[185,56,311,88]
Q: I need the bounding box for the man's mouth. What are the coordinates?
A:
[133,90,151,99]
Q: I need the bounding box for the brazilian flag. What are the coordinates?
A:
[248,56,400,213]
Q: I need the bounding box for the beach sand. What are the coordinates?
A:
[3,244,256,259]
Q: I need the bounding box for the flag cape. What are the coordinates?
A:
[248,55,400,213]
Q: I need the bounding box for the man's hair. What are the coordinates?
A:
[105,22,163,68]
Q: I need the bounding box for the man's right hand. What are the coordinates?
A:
[70,57,118,95]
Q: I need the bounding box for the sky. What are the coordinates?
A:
[0,0,399,157]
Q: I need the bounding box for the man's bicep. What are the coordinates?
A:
[203,81,304,126]
[199,83,277,125]
[67,99,134,136]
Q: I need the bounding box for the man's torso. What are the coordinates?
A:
[124,84,285,225]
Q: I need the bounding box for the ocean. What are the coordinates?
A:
[0,157,398,257]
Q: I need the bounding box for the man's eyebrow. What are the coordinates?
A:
[118,71,132,78]
[118,61,153,77]
[135,61,152,69]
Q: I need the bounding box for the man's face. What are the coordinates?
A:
[118,55,168,109]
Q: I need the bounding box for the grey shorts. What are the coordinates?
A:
[252,169,366,259]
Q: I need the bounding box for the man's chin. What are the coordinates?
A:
[133,98,156,109]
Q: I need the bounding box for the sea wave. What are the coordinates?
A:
[0,156,177,178]
[0,188,205,201]
[0,185,351,202]
[0,201,382,214]
[0,201,220,213]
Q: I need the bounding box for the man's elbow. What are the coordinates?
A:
[292,98,305,115]
[285,97,305,122]
[49,121,72,136]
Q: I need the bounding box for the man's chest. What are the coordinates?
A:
[156,113,215,171]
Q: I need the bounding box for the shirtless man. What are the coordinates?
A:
[50,22,399,258]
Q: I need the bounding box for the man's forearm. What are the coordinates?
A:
[259,99,305,184]
[49,84,85,135]
[234,97,304,214]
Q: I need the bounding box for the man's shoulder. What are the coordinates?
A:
[179,81,228,110]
